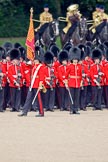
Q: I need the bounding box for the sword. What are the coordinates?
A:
[66,86,74,105]
[32,88,40,105]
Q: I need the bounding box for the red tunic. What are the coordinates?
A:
[8,63,24,88]
[67,63,82,88]
[90,63,105,86]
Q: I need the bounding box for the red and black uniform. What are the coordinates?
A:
[80,63,89,110]
[67,63,82,113]
[57,64,70,111]
[22,63,45,116]
[83,58,93,105]
[90,63,104,110]
[4,61,12,109]
[0,61,7,111]
[8,63,24,111]
[43,65,57,111]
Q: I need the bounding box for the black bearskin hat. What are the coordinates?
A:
[3,42,13,52]
[0,47,6,60]
[14,42,21,49]
[44,51,54,64]
[63,42,73,50]
[10,48,21,61]
[92,48,102,61]
[50,45,60,57]
[86,46,92,57]
[58,50,68,63]
[34,46,44,62]
[85,41,93,48]
[69,46,81,61]
[18,46,26,60]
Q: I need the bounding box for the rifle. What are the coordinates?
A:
[16,68,21,90]
[46,67,55,91]
[96,64,102,89]
[81,64,85,90]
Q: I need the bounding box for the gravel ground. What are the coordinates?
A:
[0,109,108,162]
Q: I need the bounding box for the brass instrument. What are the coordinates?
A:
[67,4,79,12]
[58,17,67,22]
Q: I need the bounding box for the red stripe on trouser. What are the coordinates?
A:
[38,92,44,115]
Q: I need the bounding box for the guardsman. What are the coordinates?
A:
[57,50,70,111]
[0,47,7,112]
[43,51,57,112]
[66,46,82,114]
[18,48,45,117]
[8,49,24,112]
[35,4,53,45]
[78,45,89,111]
[90,48,104,110]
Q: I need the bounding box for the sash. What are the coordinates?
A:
[29,64,42,91]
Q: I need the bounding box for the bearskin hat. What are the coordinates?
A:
[34,46,44,62]
[69,46,81,61]
[63,44,72,52]
[48,42,56,50]
[85,41,93,48]
[10,48,21,60]
[44,51,54,64]
[92,48,102,61]
[3,42,13,52]
[58,50,69,63]
[0,47,6,60]
[18,46,26,60]
[86,46,92,57]
[14,42,21,49]
[78,44,87,53]
[63,42,73,50]
[50,45,60,57]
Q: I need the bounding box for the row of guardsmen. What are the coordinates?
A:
[0,42,108,117]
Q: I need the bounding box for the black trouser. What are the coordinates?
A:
[80,86,87,109]
[38,23,49,38]
[44,88,55,110]
[86,85,92,105]
[4,83,11,109]
[64,22,78,41]
[22,88,44,115]
[0,87,5,111]
[10,87,21,111]
[70,87,80,112]
[92,86,103,109]
[21,85,27,107]
[59,87,69,110]
[92,21,107,40]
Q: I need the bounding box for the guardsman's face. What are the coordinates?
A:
[62,60,68,65]
[44,8,49,12]
[94,58,100,64]
[72,59,78,64]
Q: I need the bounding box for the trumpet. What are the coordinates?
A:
[58,17,67,22]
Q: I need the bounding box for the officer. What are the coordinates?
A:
[35,4,53,45]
